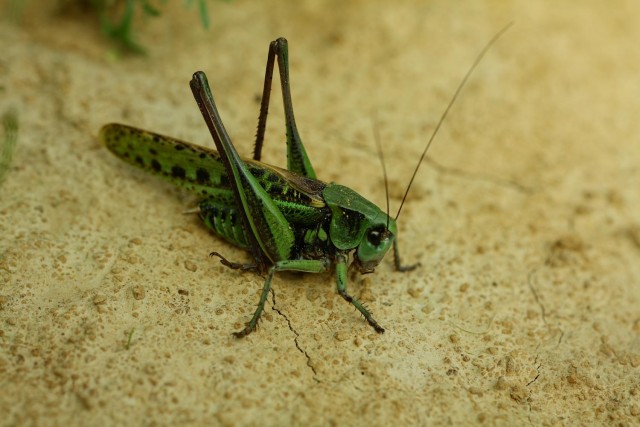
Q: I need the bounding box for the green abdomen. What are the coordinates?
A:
[101,123,331,250]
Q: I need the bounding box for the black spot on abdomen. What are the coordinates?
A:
[172,166,186,179]
[196,168,210,184]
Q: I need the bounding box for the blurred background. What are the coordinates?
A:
[1,1,639,425]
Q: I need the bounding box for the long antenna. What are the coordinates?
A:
[372,111,390,230]
[395,23,513,221]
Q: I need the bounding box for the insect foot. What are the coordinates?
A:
[210,251,258,271]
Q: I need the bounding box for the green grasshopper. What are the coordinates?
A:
[101,28,509,337]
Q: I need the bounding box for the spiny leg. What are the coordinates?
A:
[393,240,420,272]
[253,39,276,162]
[233,265,275,338]
[191,72,295,267]
[335,253,385,333]
[209,252,258,271]
[234,259,329,338]
[253,38,316,178]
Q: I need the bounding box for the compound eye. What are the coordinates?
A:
[366,227,385,246]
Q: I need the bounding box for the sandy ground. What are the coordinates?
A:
[1,1,640,425]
